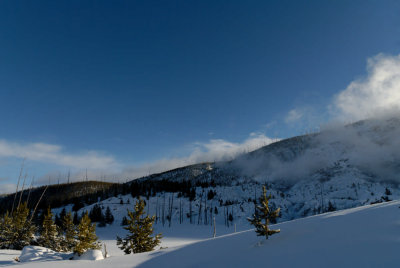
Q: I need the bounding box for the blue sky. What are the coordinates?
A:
[1,0,400,192]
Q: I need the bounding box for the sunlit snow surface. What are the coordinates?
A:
[1,200,400,267]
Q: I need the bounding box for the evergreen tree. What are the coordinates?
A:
[121,216,128,226]
[89,204,104,223]
[116,197,162,254]
[73,211,79,225]
[13,203,36,249]
[60,211,77,252]
[59,208,67,227]
[55,213,62,227]
[38,207,61,251]
[248,186,280,239]
[105,206,114,224]
[0,203,36,250]
[0,212,13,249]
[74,212,100,255]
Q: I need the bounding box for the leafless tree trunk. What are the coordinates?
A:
[17,173,28,209]
[168,193,174,227]
[213,216,216,238]
[162,193,166,226]
[11,159,25,214]
[198,195,202,225]
[30,184,49,222]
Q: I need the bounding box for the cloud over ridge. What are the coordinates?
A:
[332,53,400,122]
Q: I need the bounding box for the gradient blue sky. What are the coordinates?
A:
[1,0,400,191]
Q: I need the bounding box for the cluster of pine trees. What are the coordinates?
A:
[37,208,101,255]
[0,203,100,255]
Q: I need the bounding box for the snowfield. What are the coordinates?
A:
[1,200,400,267]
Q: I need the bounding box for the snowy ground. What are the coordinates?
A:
[2,200,400,267]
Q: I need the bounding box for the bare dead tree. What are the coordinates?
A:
[213,216,216,238]
[155,195,159,224]
[168,193,174,228]
[162,193,166,226]
[17,173,28,209]
[198,195,202,225]
[204,197,207,225]
[11,159,25,214]
[67,170,71,184]
[189,199,193,224]
[29,184,49,222]
[26,177,34,207]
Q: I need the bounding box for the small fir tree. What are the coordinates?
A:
[38,207,61,251]
[248,186,280,239]
[74,212,101,255]
[116,197,162,254]
[105,206,114,224]
[121,216,128,226]
[8,203,36,249]
[60,211,77,252]
[0,212,13,249]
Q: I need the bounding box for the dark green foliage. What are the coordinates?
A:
[327,201,336,212]
[60,211,77,252]
[0,181,119,215]
[248,186,280,239]
[121,216,128,226]
[72,201,84,212]
[73,211,79,225]
[55,213,62,227]
[228,212,233,222]
[59,208,67,223]
[385,188,392,195]
[105,206,114,224]
[0,203,36,250]
[0,212,13,249]
[207,190,216,200]
[74,212,100,255]
[116,198,162,254]
[89,204,105,223]
[37,207,61,251]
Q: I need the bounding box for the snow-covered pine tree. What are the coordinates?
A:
[116,197,162,254]
[248,186,280,239]
[74,212,101,255]
[38,207,62,251]
[60,211,77,252]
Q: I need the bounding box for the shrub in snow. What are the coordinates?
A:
[117,197,162,254]
[248,186,280,239]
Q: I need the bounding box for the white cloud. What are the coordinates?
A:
[121,133,277,179]
[285,109,304,124]
[0,183,17,195]
[331,53,400,122]
[0,140,118,170]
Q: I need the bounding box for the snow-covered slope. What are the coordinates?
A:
[3,200,400,267]
[128,116,400,222]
